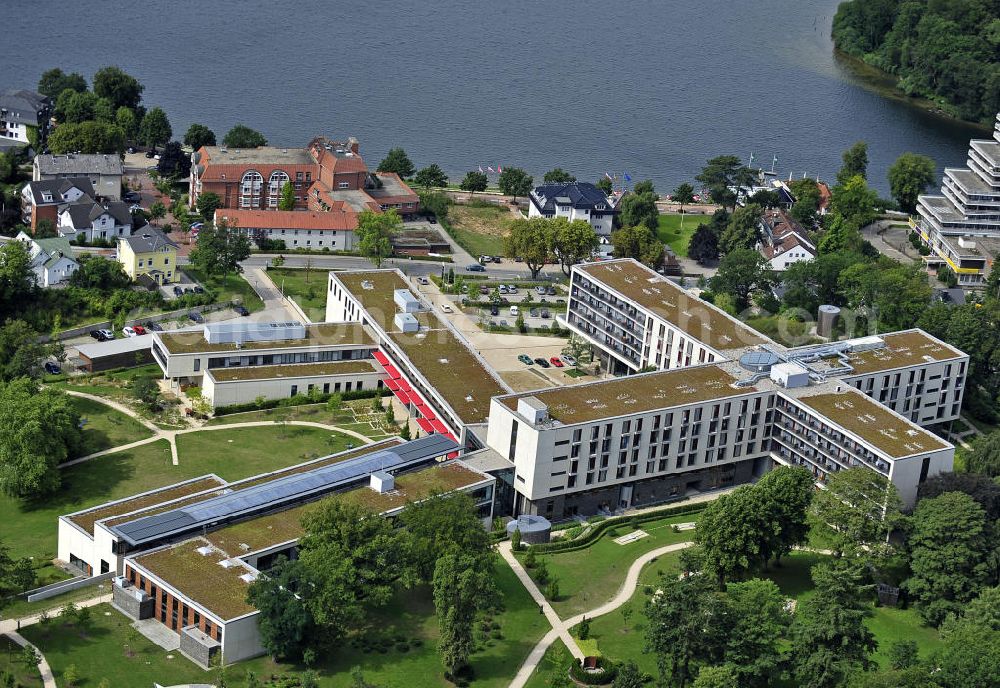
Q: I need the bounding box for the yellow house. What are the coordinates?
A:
[118,227,179,285]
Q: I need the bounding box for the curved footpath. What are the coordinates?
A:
[59,389,374,468]
[501,540,694,688]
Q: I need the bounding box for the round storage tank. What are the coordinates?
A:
[818,305,841,338]
[738,351,779,373]
[507,514,552,545]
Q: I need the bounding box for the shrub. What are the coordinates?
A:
[569,657,619,685]
[523,547,537,569]
[578,616,591,640]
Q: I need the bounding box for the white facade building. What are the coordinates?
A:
[527,182,618,235]
[57,200,133,242]
[13,231,79,286]
[34,153,124,200]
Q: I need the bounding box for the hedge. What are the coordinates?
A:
[213,387,391,416]
[528,500,704,554]
[569,657,618,685]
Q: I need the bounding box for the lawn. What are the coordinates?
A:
[525,511,701,618]
[71,396,154,457]
[656,213,700,258]
[182,266,264,313]
[49,364,163,403]
[175,425,360,480]
[444,204,510,257]
[23,562,549,687]
[0,634,43,687]
[266,267,328,320]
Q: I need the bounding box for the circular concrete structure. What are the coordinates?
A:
[507,514,552,545]
[739,351,779,373]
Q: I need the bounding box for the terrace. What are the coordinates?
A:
[842,331,964,375]
[132,538,257,621]
[797,390,948,458]
[206,359,377,382]
[499,364,755,424]
[576,260,767,351]
[157,323,373,355]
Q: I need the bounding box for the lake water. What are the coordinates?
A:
[4,0,987,194]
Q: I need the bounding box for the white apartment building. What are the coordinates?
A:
[150,321,379,408]
[34,153,124,200]
[0,89,50,148]
[916,112,1000,286]
[527,182,618,235]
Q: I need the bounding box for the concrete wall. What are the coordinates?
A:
[890,447,954,509]
[57,517,96,575]
[221,613,266,664]
[203,369,381,408]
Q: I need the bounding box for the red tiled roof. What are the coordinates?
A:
[216,208,358,232]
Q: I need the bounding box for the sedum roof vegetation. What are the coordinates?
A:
[206,359,376,382]
[134,537,256,621]
[797,390,948,458]
[577,260,766,351]
[69,477,226,536]
[500,364,753,424]
[843,330,964,375]
[157,323,373,354]
[334,271,412,330]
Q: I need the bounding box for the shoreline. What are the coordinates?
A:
[832,49,993,134]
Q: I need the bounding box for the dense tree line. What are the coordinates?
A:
[832,0,1000,123]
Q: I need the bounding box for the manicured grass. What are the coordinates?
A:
[23,562,549,687]
[182,266,264,312]
[267,267,327,320]
[656,213,699,258]
[443,204,509,257]
[1,581,110,620]
[527,511,701,618]
[0,634,43,687]
[71,396,153,457]
[206,403,356,427]
[49,364,163,403]
[175,425,358,480]
[866,606,942,668]
[523,639,575,688]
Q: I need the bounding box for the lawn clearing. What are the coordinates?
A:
[528,511,701,618]
[444,204,510,257]
[0,634,43,687]
[266,267,327,320]
[182,266,264,312]
[656,213,699,258]
[71,396,154,457]
[866,606,942,668]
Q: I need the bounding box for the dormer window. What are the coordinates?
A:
[41,192,53,202]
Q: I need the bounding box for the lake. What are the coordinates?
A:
[3,0,987,194]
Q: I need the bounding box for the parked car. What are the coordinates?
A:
[418,276,429,285]
[498,284,508,294]
[507,284,518,293]
[540,309,551,319]
[122,326,138,337]
[89,329,104,340]
[173,285,184,296]
[530,308,540,317]
[233,305,250,316]
[133,325,147,336]
[535,285,547,295]
[188,311,204,323]
[534,357,551,368]
[124,191,141,203]
[492,256,503,263]
[97,329,114,341]
[509,305,519,316]
[550,357,565,368]
[518,354,534,365]
[43,361,61,375]
[546,285,557,296]
[427,215,437,224]
[143,321,163,332]
[145,150,155,158]
[192,285,205,294]
[441,303,454,313]
[499,319,508,327]
[479,285,490,295]
[467,264,486,273]
[478,255,490,264]
[490,304,499,316]
[562,354,577,366]
[129,204,143,213]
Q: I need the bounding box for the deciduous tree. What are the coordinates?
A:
[609,225,663,269]
[69,255,130,291]
[156,141,190,178]
[963,432,1000,478]
[617,191,659,231]
[183,123,216,150]
[189,220,252,281]
[720,579,790,687]
[918,471,1000,520]
[459,171,488,195]
[414,164,448,189]
[687,224,719,264]
[694,485,769,587]
[755,466,815,565]
[0,320,59,382]
[279,181,295,211]
[377,148,415,178]
[709,248,774,312]
[356,209,401,269]
[37,68,87,99]
[504,217,552,279]
[719,203,762,255]
[543,168,575,183]
[433,551,497,677]
[47,121,125,154]
[645,572,724,688]
[672,182,695,213]
[196,191,222,221]
[399,492,493,581]
[498,167,533,202]
[888,152,936,213]
[246,557,316,660]
[561,334,592,370]
[0,539,35,611]
[595,177,613,195]
[139,107,171,151]
[222,124,267,149]
[837,141,869,184]
[93,66,144,110]
[115,106,139,143]
[551,218,598,276]
[811,467,901,556]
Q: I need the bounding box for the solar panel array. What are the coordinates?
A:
[112,434,459,546]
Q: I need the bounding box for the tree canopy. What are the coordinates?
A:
[709,248,774,312]
[550,217,599,276]
[183,123,216,150]
[618,190,659,231]
[47,121,125,155]
[414,164,448,189]
[504,217,553,279]
[189,220,252,280]
[543,168,576,183]
[610,225,664,269]
[139,107,171,150]
[93,66,144,110]
[811,467,902,556]
[719,204,762,255]
[156,141,190,178]
[837,141,870,184]
[459,171,488,194]
[37,68,87,99]
[222,124,267,148]
[356,209,401,268]
[497,167,533,201]
[377,148,415,178]
[888,153,936,213]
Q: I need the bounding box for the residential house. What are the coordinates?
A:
[20,177,95,232]
[34,153,124,200]
[527,181,618,235]
[17,231,79,286]
[118,227,177,285]
[58,200,132,243]
[758,208,815,271]
[0,89,51,150]
[216,206,359,251]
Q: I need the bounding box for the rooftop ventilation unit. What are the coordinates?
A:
[848,336,885,353]
[196,546,213,556]
[219,559,239,569]
[770,362,810,389]
[370,471,395,493]
[394,312,419,333]
[361,280,374,290]
[518,397,549,424]
[203,321,305,344]
[739,351,779,373]
[239,572,258,584]
[393,289,421,313]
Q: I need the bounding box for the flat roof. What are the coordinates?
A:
[842,331,964,375]
[206,359,376,383]
[576,260,767,351]
[203,461,487,555]
[68,477,226,536]
[76,334,154,360]
[133,537,256,621]
[796,390,948,458]
[499,364,754,424]
[157,323,373,355]
[333,271,414,330]
[201,146,314,167]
